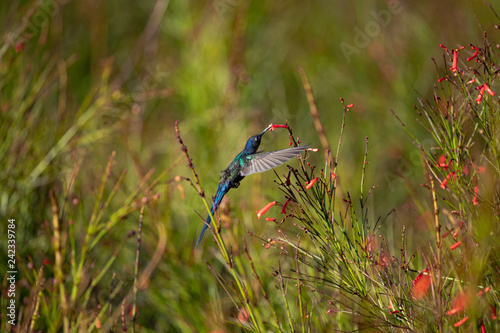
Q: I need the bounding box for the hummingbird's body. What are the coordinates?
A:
[196,125,308,246]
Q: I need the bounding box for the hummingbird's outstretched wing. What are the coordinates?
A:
[240,145,309,176]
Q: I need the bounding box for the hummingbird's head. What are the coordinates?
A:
[244,125,272,152]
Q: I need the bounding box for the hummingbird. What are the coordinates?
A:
[196,124,308,247]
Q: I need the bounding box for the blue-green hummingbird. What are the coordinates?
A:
[196,125,308,246]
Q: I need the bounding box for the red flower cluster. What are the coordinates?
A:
[436,154,452,170]
[472,186,479,206]
[440,44,496,103]
[436,153,484,206]
[436,154,455,190]
[446,288,495,328]
[475,84,496,104]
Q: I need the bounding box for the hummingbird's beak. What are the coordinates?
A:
[260,125,272,135]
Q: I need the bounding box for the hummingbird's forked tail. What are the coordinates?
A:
[195,215,212,247]
[195,181,230,247]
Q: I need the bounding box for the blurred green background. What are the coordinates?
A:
[1,0,499,331]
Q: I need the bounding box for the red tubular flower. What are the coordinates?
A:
[463,165,470,176]
[438,77,446,83]
[447,290,470,315]
[305,177,318,189]
[467,78,475,84]
[281,198,291,214]
[237,307,249,323]
[269,124,289,131]
[411,269,432,299]
[484,84,496,96]
[346,104,354,108]
[256,201,277,219]
[450,50,458,72]
[475,165,486,174]
[285,170,291,186]
[466,50,479,61]
[450,241,461,251]
[437,154,452,170]
[307,148,319,152]
[454,316,469,327]
[476,85,486,104]
[440,178,448,190]
[472,186,479,206]
[491,304,497,320]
